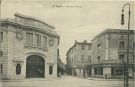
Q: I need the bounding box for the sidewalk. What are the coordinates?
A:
[76,76,135,81]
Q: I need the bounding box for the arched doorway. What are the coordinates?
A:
[26,55,45,78]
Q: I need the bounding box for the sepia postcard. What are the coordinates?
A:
[0,0,134,87]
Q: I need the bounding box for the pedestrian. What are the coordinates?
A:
[74,72,76,77]
[58,72,61,78]
[105,74,107,79]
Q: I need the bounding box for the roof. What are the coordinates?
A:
[0,13,59,37]
[92,29,135,41]
[14,13,55,28]
[66,40,92,56]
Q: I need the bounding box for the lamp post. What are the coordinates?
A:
[0,0,2,57]
[0,0,2,18]
[121,3,131,87]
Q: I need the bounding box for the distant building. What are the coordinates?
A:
[66,40,92,77]
[0,13,60,80]
[57,58,66,76]
[91,29,135,78]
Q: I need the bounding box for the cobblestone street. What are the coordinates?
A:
[0,76,135,87]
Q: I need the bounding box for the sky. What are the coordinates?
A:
[1,0,134,63]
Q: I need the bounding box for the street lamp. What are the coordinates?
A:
[121,3,131,87]
[0,0,2,18]
[0,0,2,56]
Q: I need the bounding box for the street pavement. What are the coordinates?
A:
[0,75,135,87]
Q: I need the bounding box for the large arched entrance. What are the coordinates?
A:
[26,55,45,78]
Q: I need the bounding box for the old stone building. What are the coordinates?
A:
[66,29,135,79]
[66,40,92,77]
[91,29,135,78]
[0,13,60,80]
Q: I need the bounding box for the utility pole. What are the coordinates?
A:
[121,3,131,87]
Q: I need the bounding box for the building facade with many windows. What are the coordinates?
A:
[0,13,60,80]
[67,29,135,79]
[66,40,92,77]
[91,29,135,78]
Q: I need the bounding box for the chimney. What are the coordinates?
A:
[84,40,87,43]
[75,40,77,44]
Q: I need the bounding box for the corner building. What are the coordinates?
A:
[91,29,135,78]
[0,13,60,80]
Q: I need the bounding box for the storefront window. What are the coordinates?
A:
[111,67,124,76]
[94,67,103,75]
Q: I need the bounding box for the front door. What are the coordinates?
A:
[26,55,45,78]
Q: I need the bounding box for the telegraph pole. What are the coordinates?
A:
[121,3,131,87]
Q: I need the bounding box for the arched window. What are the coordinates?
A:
[49,66,53,75]
[16,63,21,75]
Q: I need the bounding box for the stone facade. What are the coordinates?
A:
[0,13,60,80]
[66,40,92,77]
[67,29,135,79]
[91,29,135,78]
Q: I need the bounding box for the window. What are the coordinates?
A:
[81,55,84,62]
[88,45,91,50]
[112,68,124,75]
[97,44,101,50]
[119,41,125,48]
[81,45,85,50]
[0,64,3,74]
[74,56,76,61]
[133,42,135,49]
[119,54,124,62]
[35,34,41,47]
[132,55,135,63]
[16,63,21,75]
[88,56,91,63]
[49,65,53,75]
[0,32,3,42]
[43,36,47,48]
[74,46,76,51]
[72,57,74,62]
[97,56,100,63]
[94,67,103,75]
[26,33,33,45]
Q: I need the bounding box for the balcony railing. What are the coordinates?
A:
[101,59,135,64]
